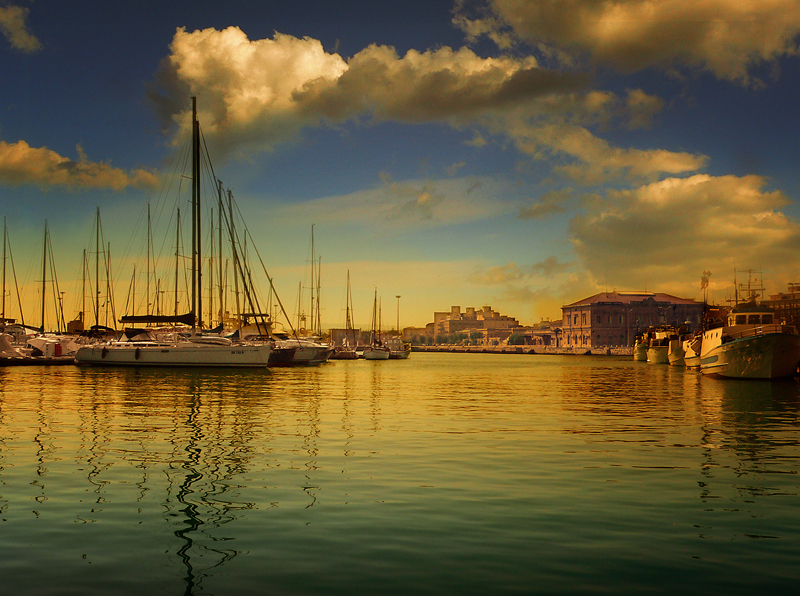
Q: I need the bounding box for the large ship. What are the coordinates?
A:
[700,276,800,379]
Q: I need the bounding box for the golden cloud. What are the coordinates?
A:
[0,140,158,190]
[0,4,42,53]
[569,174,800,295]
[457,0,800,83]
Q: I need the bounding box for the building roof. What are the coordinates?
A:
[562,291,701,308]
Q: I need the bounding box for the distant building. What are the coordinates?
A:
[410,305,522,344]
[762,283,800,324]
[561,292,704,348]
[435,306,519,337]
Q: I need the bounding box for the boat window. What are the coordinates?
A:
[748,315,760,324]
[735,315,747,324]
[762,315,773,324]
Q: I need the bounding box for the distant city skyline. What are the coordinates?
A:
[3,1,800,329]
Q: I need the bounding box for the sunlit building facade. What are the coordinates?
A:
[561,292,703,348]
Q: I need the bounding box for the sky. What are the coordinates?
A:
[2,0,800,332]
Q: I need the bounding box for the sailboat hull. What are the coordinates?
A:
[75,342,271,367]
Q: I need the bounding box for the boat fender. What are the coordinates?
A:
[102,347,108,359]
[135,348,140,360]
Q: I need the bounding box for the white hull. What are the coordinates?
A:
[684,354,701,369]
[700,329,800,379]
[668,338,685,366]
[75,341,271,367]
[647,346,669,364]
[364,347,390,360]
[633,340,647,361]
[683,336,702,369]
[383,337,411,359]
[292,345,333,364]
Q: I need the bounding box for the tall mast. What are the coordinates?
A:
[175,208,180,317]
[228,189,241,333]
[218,179,224,322]
[310,224,315,334]
[41,220,48,332]
[1,216,6,322]
[208,206,214,326]
[147,203,151,315]
[82,249,86,328]
[191,96,199,333]
[95,207,100,327]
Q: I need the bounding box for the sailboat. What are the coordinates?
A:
[331,270,358,359]
[270,226,332,365]
[363,289,390,360]
[75,98,271,368]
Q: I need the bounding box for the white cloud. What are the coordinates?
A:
[0,4,41,53]
[0,140,158,190]
[149,27,589,156]
[455,0,800,83]
[569,174,800,297]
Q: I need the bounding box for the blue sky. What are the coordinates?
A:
[2,0,800,331]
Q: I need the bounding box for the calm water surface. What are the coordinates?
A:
[1,353,799,595]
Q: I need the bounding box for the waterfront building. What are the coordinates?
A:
[561,292,703,348]
[762,283,800,325]
[410,306,522,344]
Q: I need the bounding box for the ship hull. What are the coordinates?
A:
[75,342,271,367]
[700,332,800,379]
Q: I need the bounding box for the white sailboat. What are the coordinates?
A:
[363,289,390,360]
[75,97,271,368]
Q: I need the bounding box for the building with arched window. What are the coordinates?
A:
[561,292,703,349]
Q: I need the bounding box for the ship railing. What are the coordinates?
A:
[726,324,797,341]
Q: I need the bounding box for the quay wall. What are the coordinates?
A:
[411,346,633,356]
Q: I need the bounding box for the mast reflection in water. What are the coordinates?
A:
[1,355,800,595]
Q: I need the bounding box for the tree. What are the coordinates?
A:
[507,333,525,345]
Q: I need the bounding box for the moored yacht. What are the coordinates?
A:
[75,97,272,369]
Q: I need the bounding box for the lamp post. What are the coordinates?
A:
[396,295,401,334]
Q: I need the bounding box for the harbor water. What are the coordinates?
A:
[1,353,799,595]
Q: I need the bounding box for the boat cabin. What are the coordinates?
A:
[728,302,774,327]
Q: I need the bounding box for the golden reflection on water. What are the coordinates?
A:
[0,355,799,595]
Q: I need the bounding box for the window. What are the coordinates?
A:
[597,315,602,324]
[763,315,773,324]
[735,315,746,324]
[748,315,760,324]
[581,313,586,325]
[620,315,624,324]
[573,315,578,325]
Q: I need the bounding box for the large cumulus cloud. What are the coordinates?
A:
[570,174,800,295]
[454,0,800,83]
[148,26,705,186]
